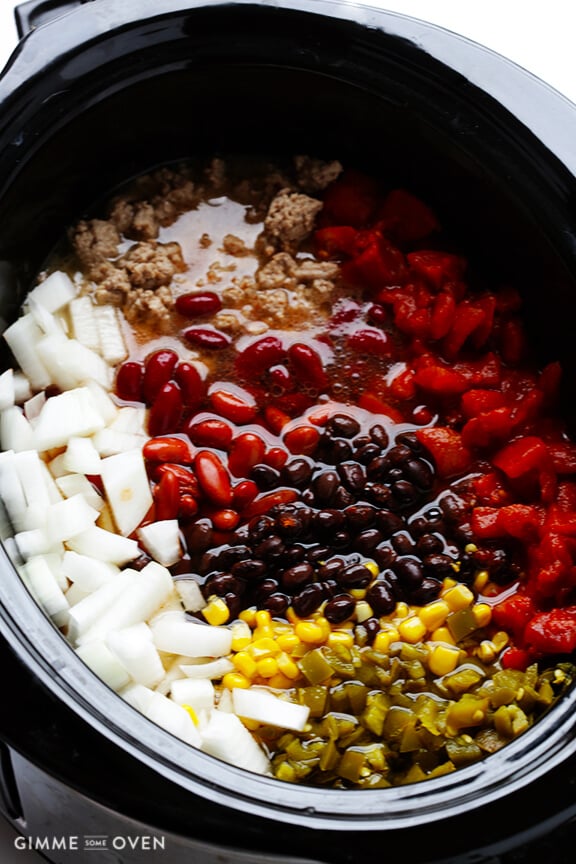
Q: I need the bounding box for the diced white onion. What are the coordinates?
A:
[201,710,270,775]
[27,270,77,313]
[0,406,36,452]
[76,640,132,692]
[174,578,206,613]
[0,369,15,411]
[61,550,119,592]
[66,568,138,644]
[55,474,104,511]
[100,449,153,536]
[45,494,100,544]
[3,313,52,391]
[69,295,100,352]
[65,525,140,565]
[34,387,107,452]
[170,678,215,712]
[22,555,69,627]
[36,335,111,391]
[93,305,128,365]
[232,687,310,731]
[137,520,182,567]
[62,436,102,476]
[179,658,235,679]
[151,611,233,658]
[107,622,165,688]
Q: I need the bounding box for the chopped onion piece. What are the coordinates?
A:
[66,568,138,644]
[76,640,131,692]
[152,611,233,658]
[134,688,202,748]
[179,658,235,679]
[0,369,15,411]
[45,494,100,544]
[65,525,140,565]
[93,305,128,365]
[69,295,100,352]
[0,406,36,452]
[22,555,69,627]
[232,687,310,731]
[34,387,107,452]
[201,710,270,775]
[174,578,205,613]
[56,474,104,511]
[100,449,153,536]
[27,270,76,313]
[107,622,165,688]
[170,678,215,712]
[3,313,52,391]
[36,335,111,391]
[137,520,182,567]
[0,450,27,528]
[63,436,102,476]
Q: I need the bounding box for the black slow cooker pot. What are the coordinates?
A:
[1,2,576,862]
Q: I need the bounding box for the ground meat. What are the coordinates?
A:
[109,200,159,241]
[256,253,339,291]
[264,189,323,252]
[71,219,120,275]
[294,155,343,192]
[119,241,185,291]
[221,234,251,257]
[123,286,175,333]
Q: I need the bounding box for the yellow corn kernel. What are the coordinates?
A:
[267,672,294,689]
[233,651,258,679]
[239,607,257,627]
[315,616,331,640]
[255,610,272,628]
[365,560,379,578]
[277,652,301,680]
[276,632,301,653]
[295,621,326,644]
[222,672,251,689]
[492,630,510,651]
[327,630,354,650]
[395,601,410,619]
[230,620,253,652]
[443,576,458,590]
[429,643,460,676]
[355,600,373,623]
[472,603,492,628]
[202,596,230,626]
[398,616,427,644]
[256,657,279,678]
[286,607,301,624]
[350,588,367,600]
[476,640,497,664]
[181,704,199,725]
[272,622,293,636]
[373,630,395,653]
[419,599,450,632]
[431,626,455,645]
[253,625,274,641]
[378,622,400,639]
[249,637,280,658]
[464,543,478,554]
[443,583,475,611]
[473,569,490,592]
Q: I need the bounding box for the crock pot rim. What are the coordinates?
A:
[1,0,576,836]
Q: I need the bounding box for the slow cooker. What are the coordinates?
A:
[1,1,576,861]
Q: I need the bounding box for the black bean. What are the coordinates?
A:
[275,509,310,541]
[292,583,326,618]
[326,413,361,438]
[387,467,405,482]
[224,591,242,620]
[204,572,242,596]
[327,439,354,463]
[391,479,419,508]
[312,470,340,504]
[281,562,314,591]
[332,486,356,508]
[317,557,345,580]
[355,443,382,465]
[408,577,442,605]
[248,515,276,542]
[369,423,389,449]
[251,464,281,490]
[128,552,153,571]
[366,455,389,480]
[338,460,366,492]
[374,509,405,538]
[403,458,434,490]
[394,432,423,454]
[255,578,280,604]
[373,543,397,569]
[364,617,381,644]
[278,544,307,566]
[339,563,372,588]
[324,594,355,624]
[320,579,339,598]
[281,458,313,488]
[354,528,384,555]
[393,556,424,590]
[301,488,316,505]
[391,531,414,555]
[366,580,397,616]
[387,444,413,465]
[254,535,285,560]
[457,553,476,584]
[306,544,331,564]
[263,592,290,616]
[231,559,267,581]
[367,483,395,508]
[345,504,377,532]
[439,494,468,523]
[352,435,372,451]
[216,544,252,570]
[183,518,213,555]
[423,553,456,580]
[415,533,444,556]
[333,531,352,550]
[313,509,345,536]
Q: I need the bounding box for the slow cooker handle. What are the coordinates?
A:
[15,0,93,38]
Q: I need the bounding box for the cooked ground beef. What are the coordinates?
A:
[264,189,324,252]
[294,155,343,192]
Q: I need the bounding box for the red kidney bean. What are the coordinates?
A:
[179,494,199,518]
[174,362,206,410]
[175,291,222,317]
[367,303,387,326]
[263,447,289,470]
[194,450,233,507]
[229,432,266,477]
[182,327,231,350]
[185,417,234,450]
[269,365,294,391]
[347,328,391,358]
[154,463,200,498]
[209,388,257,424]
[241,489,299,520]
[143,349,179,404]
[232,479,259,510]
[283,425,320,456]
[287,343,328,390]
[264,405,291,434]
[211,508,240,532]
[235,335,286,379]
[115,361,144,402]
[154,470,180,521]
[143,436,194,464]
[148,381,184,436]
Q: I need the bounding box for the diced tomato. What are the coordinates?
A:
[376,189,440,245]
[499,317,527,365]
[547,441,576,475]
[407,250,466,291]
[501,647,531,671]
[493,436,549,479]
[497,504,543,542]
[342,238,407,290]
[314,225,360,259]
[358,391,405,423]
[413,365,469,397]
[471,506,501,539]
[442,300,488,358]
[415,426,472,478]
[525,606,576,654]
[492,592,537,640]
[461,406,517,449]
[321,170,380,227]
[461,389,507,419]
[473,472,511,507]
[429,292,456,340]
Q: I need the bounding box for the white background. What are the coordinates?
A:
[0,0,575,862]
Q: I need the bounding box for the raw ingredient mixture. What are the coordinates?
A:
[1,155,575,788]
